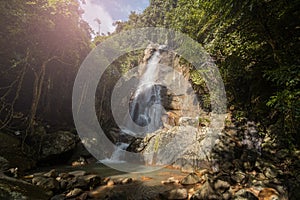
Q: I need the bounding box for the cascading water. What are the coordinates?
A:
[102,47,164,163]
[128,48,164,134]
[101,142,129,163]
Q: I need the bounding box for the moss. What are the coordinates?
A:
[153,135,161,153]
[198,117,211,126]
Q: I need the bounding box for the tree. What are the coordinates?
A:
[0,0,91,135]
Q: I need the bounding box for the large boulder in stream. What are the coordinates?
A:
[128,125,218,170]
[26,130,77,164]
[37,131,77,161]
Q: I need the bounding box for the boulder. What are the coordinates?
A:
[140,125,206,167]
[38,131,76,160]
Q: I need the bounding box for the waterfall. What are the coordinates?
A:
[128,48,164,134]
[101,47,165,163]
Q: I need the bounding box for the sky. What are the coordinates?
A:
[81,0,149,35]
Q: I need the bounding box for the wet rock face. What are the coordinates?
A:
[137,44,202,126]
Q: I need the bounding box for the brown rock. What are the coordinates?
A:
[258,188,279,200]
[107,179,115,186]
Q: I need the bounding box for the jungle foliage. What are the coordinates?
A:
[115,0,300,145]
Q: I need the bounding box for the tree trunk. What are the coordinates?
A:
[26,57,56,134]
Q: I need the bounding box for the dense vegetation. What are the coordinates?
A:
[114,0,300,146]
[0,0,299,148]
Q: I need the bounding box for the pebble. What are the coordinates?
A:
[107,179,115,186]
